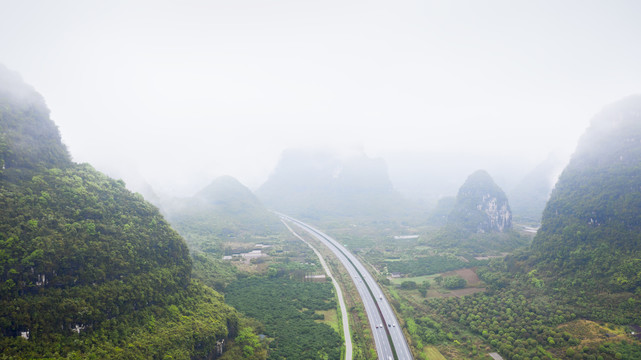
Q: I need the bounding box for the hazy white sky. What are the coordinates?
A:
[1,1,640,196]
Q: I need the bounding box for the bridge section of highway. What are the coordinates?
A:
[279,214,413,360]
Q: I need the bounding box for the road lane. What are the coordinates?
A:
[279,213,413,360]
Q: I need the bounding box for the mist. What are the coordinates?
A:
[1,1,640,198]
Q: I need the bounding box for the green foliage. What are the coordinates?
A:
[190,250,239,291]
[226,275,342,360]
[532,95,641,293]
[219,324,268,360]
[383,254,486,277]
[426,169,531,255]
[428,226,530,254]
[0,164,191,297]
[442,275,466,289]
[0,160,246,358]
[0,281,241,359]
[400,280,418,290]
[0,67,251,359]
[0,66,70,175]
[406,315,445,346]
[429,286,580,359]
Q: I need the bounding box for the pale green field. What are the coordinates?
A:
[423,346,447,360]
[315,309,339,333]
[389,274,439,285]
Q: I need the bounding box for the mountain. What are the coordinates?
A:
[196,175,266,215]
[448,170,512,233]
[425,170,528,253]
[162,175,281,246]
[256,148,409,219]
[532,94,641,292]
[0,66,70,174]
[0,65,259,359]
[426,170,526,254]
[509,152,567,223]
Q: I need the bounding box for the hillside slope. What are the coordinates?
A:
[532,95,641,292]
[0,65,255,359]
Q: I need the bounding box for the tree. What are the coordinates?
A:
[442,276,467,289]
[400,281,417,290]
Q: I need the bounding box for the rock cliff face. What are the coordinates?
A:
[448,170,512,233]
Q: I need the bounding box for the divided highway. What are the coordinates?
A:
[278,213,413,360]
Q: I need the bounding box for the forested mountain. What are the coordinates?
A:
[0,65,258,359]
[257,148,409,219]
[162,175,281,247]
[0,66,70,173]
[532,95,641,292]
[428,170,527,253]
[448,170,512,233]
[429,97,641,360]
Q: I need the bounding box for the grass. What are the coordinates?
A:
[423,346,447,360]
[389,274,439,285]
[558,320,628,346]
[315,309,340,333]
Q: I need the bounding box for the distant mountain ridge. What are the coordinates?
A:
[196,175,264,214]
[256,148,409,219]
[162,175,281,247]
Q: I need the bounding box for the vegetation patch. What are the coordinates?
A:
[315,308,340,333]
[445,268,481,285]
[382,254,485,277]
[423,346,447,360]
[558,320,628,346]
[389,274,438,286]
[225,275,342,360]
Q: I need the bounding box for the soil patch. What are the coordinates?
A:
[558,320,628,346]
[428,287,486,298]
[442,268,480,285]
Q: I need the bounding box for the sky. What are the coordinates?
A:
[1,1,640,197]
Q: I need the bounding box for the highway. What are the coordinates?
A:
[278,213,413,360]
